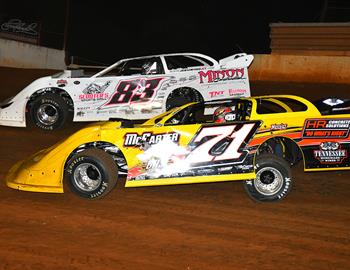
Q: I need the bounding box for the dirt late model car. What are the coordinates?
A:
[5,95,350,202]
[0,52,253,131]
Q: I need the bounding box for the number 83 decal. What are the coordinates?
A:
[105,78,163,106]
[186,122,260,164]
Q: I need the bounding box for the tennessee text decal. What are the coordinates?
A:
[302,119,350,138]
[314,142,348,164]
[199,68,244,84]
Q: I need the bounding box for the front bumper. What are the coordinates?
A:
[0,105,26,127]
[5,159,64,193]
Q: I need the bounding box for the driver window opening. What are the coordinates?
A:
[164,101,252,126]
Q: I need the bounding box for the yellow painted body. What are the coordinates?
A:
[6,95,350,194]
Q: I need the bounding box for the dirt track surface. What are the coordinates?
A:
[0,67,350,270]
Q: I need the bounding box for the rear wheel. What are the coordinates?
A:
[29,93,70,130]
[166,88,203,110]
[243,154,292,202]
[65,148,118,199]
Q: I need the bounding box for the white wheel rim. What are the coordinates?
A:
[73,163,102,192]
[254,167,284,196]
[37,104,59,125]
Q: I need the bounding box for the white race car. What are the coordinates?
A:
[0,52,254,130]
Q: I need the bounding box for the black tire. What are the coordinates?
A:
[29,93,70,130]
[166,88,203,110]
[65,148,118,199]
[243,154,292,202]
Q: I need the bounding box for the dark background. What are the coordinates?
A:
[1,0,349,64]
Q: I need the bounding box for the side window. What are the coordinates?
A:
[256,98,307,114]
[165,55,208,70]
[256,100,287,114]
[164,101,252,126]
[277,98,308,112]
[119,58,164,76]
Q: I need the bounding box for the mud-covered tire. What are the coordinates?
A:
[30,93,69,131]
[166,88,203,110]
[243,154,292,202]
[65,148,118,199]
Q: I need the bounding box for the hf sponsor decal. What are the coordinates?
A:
[105,78,163,106]
[199,68,245,84]
[303,119,350,138]
[124,132,180,147]
[79,81,111,101]
[314,142,347,164]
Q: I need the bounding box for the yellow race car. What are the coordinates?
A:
[5,95,350,202]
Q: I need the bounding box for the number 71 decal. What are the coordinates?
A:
[186,122,260,164]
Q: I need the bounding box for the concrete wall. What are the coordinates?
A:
[249,54,350,84]
[0,38,66,70]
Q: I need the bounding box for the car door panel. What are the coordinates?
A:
[124,121,260,187]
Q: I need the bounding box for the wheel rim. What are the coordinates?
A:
[254,167,284,196]
[73,163,102,192]
[37,104,59,126]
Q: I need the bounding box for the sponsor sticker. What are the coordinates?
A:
[124,132,180,147]
[303,119,350,138]
[271,123,287,130]
[314,142,348,164]
[209,90,224,98]
[228,89,247,96]
[199,68,245,84]
[57,79,67,87]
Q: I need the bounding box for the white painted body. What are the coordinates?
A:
[0,52,254,127]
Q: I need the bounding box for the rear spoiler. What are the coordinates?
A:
[219,53,254,69]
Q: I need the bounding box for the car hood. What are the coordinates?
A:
[51,69,85,79]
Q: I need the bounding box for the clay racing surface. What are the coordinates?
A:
[0,67,349,270]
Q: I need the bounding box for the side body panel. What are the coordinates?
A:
[113,122,261,187]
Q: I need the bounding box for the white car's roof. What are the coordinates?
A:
[92,52,218,78]
[120,52,217,63]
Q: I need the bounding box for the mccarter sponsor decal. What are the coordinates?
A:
[124,132,180,147]
[198,68,245,83]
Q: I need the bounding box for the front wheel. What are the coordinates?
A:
[65,148,118,199]
[29,93,70,130]
[243,154,292,202]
